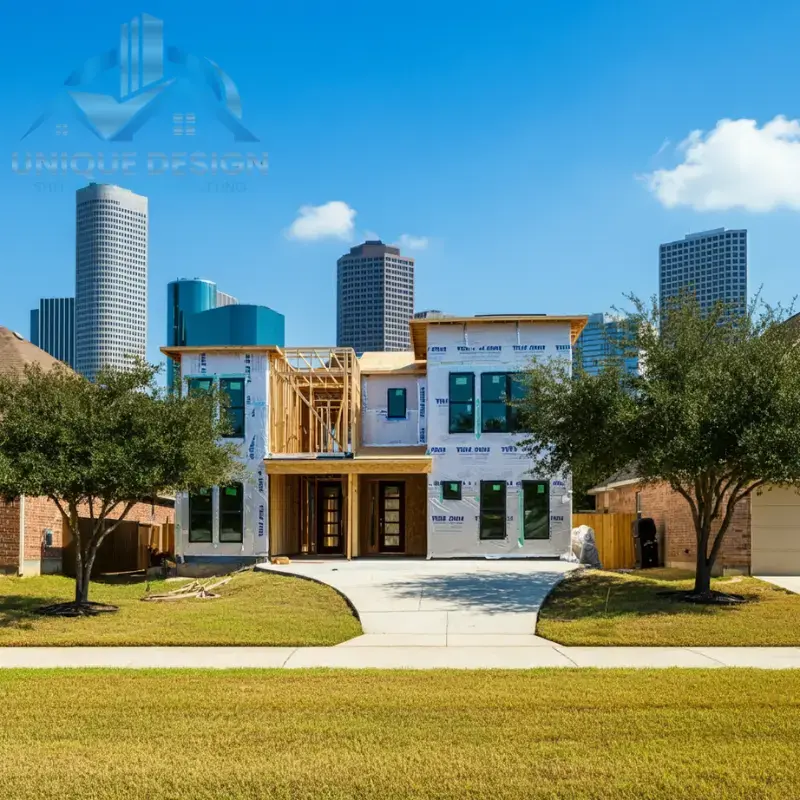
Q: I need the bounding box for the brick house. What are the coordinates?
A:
[588,466,800,576]
[0,326,175,575]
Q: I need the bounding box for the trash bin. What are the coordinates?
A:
[633,517,659,569]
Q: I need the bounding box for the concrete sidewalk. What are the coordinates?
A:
[3,645,800,669]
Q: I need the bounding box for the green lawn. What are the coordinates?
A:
[538,568,800,646]
[0,570,361,646]
[0,669,799,799]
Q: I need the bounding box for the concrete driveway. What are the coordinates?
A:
[257,559,577,646]
[756,576,800,594]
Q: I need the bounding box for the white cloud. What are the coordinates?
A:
[646,116,800,211]
[287,201,356,241]
[363,230,381,241]
[396,234,429,250]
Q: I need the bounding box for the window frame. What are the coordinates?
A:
[219,482,244,543]
[387,387,407,420]
[219,376,246,439]
[479,480,507,540]
[188,487,213,543]
[186,376,213,397]
[448,372,475,434]
[521,480,550,540]
[442,481,462,501]
[480,372,525,433]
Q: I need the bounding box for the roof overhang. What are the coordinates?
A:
[161,345,281,359]
[265,455,432,475]
[587,477,642,495]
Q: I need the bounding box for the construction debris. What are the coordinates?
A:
[142,576,232,602]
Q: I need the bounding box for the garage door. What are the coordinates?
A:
[751,487,800,575]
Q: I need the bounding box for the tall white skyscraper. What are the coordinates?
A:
[75,184,148,379]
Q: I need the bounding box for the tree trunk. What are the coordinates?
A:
[76,562,92,604]
[693,549,713,596]
[74,536,85,604]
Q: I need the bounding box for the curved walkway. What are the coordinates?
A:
[257,559,577,647]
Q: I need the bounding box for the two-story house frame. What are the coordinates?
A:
[162,314,586,567]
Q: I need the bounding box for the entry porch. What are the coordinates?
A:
[266,450,432,559]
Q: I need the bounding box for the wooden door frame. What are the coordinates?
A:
[378,481,406,554]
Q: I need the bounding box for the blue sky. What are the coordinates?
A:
[3,0,800,368]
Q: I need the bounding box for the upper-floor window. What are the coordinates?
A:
[481,373,525,433]
[449,373,475,433]
[387,388,407,419]
[220,378,245,438]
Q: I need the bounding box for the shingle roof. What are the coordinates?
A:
[587,464,642,494]
[0,327,65,378]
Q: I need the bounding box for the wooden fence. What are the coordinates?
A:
[62,520,176,577]
[572,512,637,570]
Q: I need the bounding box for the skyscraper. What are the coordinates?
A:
[75,184,148,380]
[573,312,639,377]
[659,228,747,316]
[29,297,75,368]
[337,240,414,354]
[166,278,239,387]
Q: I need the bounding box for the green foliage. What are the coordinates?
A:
[0,361,240,503]
[518,294,800,591]
[0,361,241,601]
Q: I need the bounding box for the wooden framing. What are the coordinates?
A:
[265,457,432,475]
[269,348,361,455]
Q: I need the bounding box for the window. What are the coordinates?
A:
[449,373,475,433]
[189,488,213,543]
[480,481,506,540]
[387,388,407,419]
[481,373,525,433]
[187,377,212,396]
[442,481,462,501]
[220,378,245,438]
[522,481,549,540]
[219,483,244,543]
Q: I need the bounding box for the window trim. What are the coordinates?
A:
[387,387,407,420]
[448,372,475,434]
[479,480,507,540]
[188,487,213,544]
[521,480,550,540]
[219,482,244,544]
[219,376,246,439]
[480,372,525,433]
[442,481,462,501]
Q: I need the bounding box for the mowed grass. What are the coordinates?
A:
[0,570,361,646]
[538,568,800,646]
[1,669,800,799]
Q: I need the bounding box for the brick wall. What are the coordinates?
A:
[597,481,751,574]
[3,496,175,574]
[0,500,20,573]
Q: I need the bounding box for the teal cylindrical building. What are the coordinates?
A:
[167,279,218,388]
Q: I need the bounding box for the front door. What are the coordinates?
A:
[379,482,405,553]
[317,482,344,555]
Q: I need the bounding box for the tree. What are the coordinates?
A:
[517,294,800,599]
[0,361,241,611]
